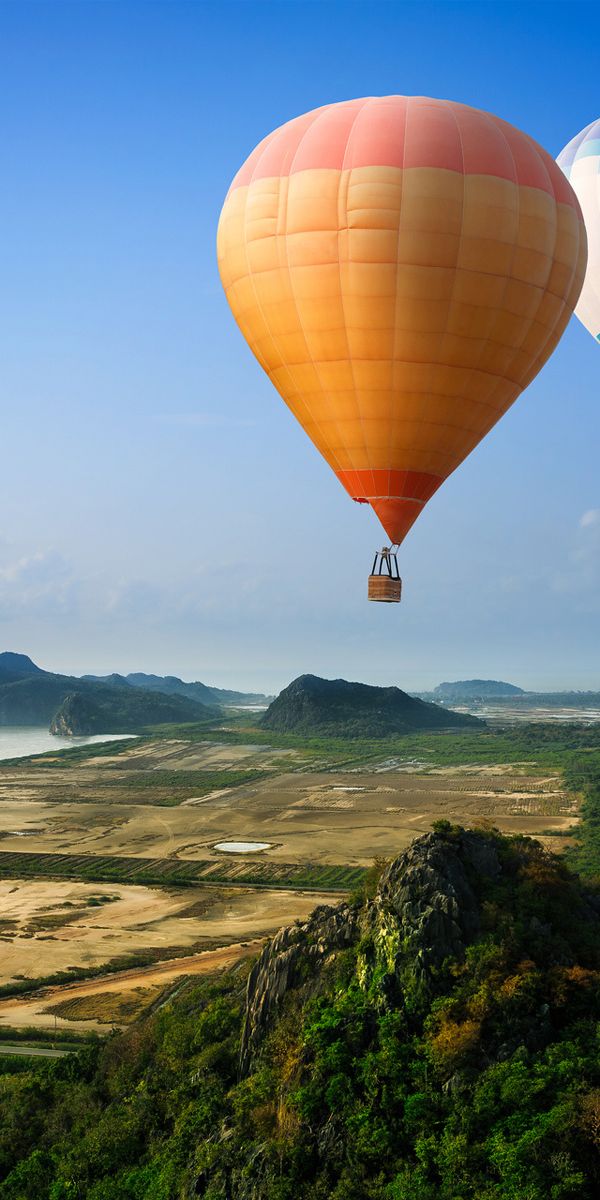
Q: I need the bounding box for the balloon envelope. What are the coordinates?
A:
[557,118,600,342]
[218,97,586,546]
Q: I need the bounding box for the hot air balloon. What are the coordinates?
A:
[557,118,600,343]
[217,97,586,602]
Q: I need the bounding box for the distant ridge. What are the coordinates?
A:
[0,652,219,733]
[83,671,269,708]
[261,674,482,737]
[434,679,524,700]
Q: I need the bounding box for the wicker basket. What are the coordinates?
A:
[368,574,402,603]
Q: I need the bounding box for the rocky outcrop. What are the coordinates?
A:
[239,829,501,1074]
[239,902,357,1074]
[371,828,500,979]
[194,828,600,1199]
[49,692,88,735]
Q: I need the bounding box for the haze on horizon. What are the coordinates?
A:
[0,0,598,696]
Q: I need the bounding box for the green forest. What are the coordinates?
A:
[1,826,599,1200]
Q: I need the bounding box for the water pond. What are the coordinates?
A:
[213,841,272,853]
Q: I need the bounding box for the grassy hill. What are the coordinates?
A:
[261,674,483,737]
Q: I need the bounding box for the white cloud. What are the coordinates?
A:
[0,551,80,618]
[0,551,68,586]
[580,509,600,528]
[551,509,600,609]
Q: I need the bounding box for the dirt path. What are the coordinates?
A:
[0,938,265,1033]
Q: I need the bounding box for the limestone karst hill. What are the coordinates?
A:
[261,673,483,736]
[200,826,600,1199]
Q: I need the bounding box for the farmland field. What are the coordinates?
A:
[0,717,596,1033]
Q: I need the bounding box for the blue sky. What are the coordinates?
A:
[0,0,598,693]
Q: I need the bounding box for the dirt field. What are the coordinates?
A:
[0,756,576,866]
[0,737,302,807]
[0,940,264,1033]
[0,878,329,988]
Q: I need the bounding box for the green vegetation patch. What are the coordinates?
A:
[0,849,365,902]
[564,759,600,880]
[163,719,600,772]
[112,768,270,804]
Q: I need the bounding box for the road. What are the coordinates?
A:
[0,1043,71,1058]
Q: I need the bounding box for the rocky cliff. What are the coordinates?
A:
[239,828,501,1076]
[49,693,89,735]
[192,827,600,1200]
[240,902,358,1074]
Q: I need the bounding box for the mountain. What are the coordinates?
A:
[80,672,132,688]
[83,670,269,707]
[4,828,599,1197]
[434,678,525,700]
[49,687,214,735]
[261,674,482,736]
[0,652,218,733]
[0,652,45,684]
[0,674,84,727]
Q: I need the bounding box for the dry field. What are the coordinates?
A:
[0,878,329,990]
[0,734,580,1032]
[0,737,302,807]
[0,940,264,1033]
[0,741,576,867]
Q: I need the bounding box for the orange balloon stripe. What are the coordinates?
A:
[218,99,587,546]
[336,468,442,503]
[370,498,424,546]
[229,96,579,210]
[335,469,443,548]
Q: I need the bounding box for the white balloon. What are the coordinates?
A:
[558,119,600,342]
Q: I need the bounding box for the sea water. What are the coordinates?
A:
[0,727,134,763]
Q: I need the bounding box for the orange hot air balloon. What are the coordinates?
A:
[217,96,586,602]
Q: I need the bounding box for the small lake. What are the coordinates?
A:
[213,841,272,853]
[0,727,135,763]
